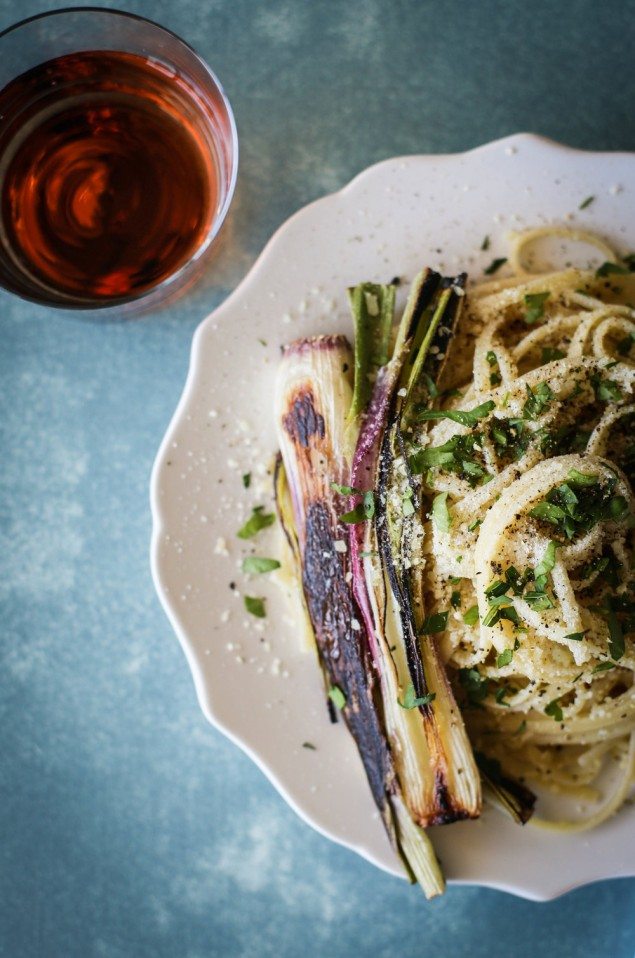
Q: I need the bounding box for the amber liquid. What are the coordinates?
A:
[0,51,219,306]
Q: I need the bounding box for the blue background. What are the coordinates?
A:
[1,2,634,956]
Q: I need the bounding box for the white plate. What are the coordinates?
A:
[150,133,635,900]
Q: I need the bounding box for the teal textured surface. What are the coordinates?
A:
[1,2,634,956]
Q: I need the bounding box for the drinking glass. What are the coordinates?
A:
[0,8,238,311]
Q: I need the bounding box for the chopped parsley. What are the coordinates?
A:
[544,698,563,722]
[567,468,598,486]
[328,685,346,710]
[242,472,252,488]
[486,350,502,387]
[606,602,625,661]
[238,506,276,539]
[524,291,550,324]
[398,683,436,709]
[529,473,628,540]
[409,433,487,486]
[242,556,281,574]
[451,590,462,609]
[330,482,363,496]
[579,195,595,210]
[541,346,566,364]
[421,611,449,634]
[417,399,495,428]
[481,235,490,251]
[459,667,489,705]
[484,257,507,275]
[591,373,623,403]
[564,631,587,642]
[538,424,591,457]
[522,381,554,420]
[485,349,503,386]
[462,605,480,626]
[596,261,629,277]
[483,555,558,625]
[496,647,514,668]
[523,590,554,611]
[339,490,375,523]
[495,685,512,706]
[534,540,557,583]
[490,417,529,462]
[244,595,266,617]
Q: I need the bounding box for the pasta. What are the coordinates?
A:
[420,231,635,829]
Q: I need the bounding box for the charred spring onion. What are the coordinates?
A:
[274,270,520,897]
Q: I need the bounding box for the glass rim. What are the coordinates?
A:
[0,6,239,312]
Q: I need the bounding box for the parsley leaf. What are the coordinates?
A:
[242,556,281,574]
[398,683,436,709]
[244,595,266,617]
[484,257,507,275]
[238,506,276,539]
[591,374,623,403]
[331,482,363,496]
[529,501,567,525]
[530,474,628,540]
[490,417,529,462]
[524,291,550,324]
[463,605,480,625]
[544,698,563,722]
[496,648,514,668]
[242,472,252,489]
[523,381,554,420]
[564,631,587,641]
[339,490,375,524]
[409,433,487,486]
[417,400,495,428]
[534,540,557,580]
[596,261,629,277]
[566,468,598,487]
[607,604,625,660]
[541,346,566,364]
[523,591,554,611]
[579,195,595,210]
[459,667,489,704]
[494,686,510,705]
[328,685,346,710]
[421,611,449,634]
[486,350,502,386]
